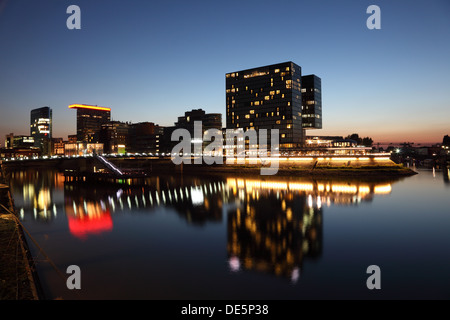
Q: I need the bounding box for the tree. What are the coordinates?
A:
[345,133,373,147]
[362,137,373,147]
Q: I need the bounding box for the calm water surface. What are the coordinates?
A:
[9,168,450,299]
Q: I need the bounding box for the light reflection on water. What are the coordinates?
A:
[8,168,450,299]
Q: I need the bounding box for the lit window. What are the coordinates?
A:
[265,96,270,100]
[275,69,280,73]
[286,67,290,71]
[281,134,286,138]
[270,91,275,95]
[250,110,255,114]
[287,124,292,129]
[301,88,306,93]
[254,101,260,106]
[245,114,250,119]
[276,90,280,94]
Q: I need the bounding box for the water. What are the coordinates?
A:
[8,168,450,299]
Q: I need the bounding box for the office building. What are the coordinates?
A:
[30,107,52,152]
[162,109,222,153]
[128,122,164,154]
[301,75,322,129]
[69,104,111,143]
[100,121,130,154]
[226,62,322,150]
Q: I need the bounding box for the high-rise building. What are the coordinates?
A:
[301,75,322,129]
[226,62,322,150]
[30,107,52,150]
[69,104,111,143]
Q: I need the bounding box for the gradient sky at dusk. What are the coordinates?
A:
[1,0,449,146]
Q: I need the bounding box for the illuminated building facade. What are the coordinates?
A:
[226,62,322,150]
[30,106,52,153]
[69,104,111,143]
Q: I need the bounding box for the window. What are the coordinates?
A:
[250,110,255,114]
[265,96,270,100]
[254,101,260,106]
[245,114,250,119]
[287,124,292,129]
[274,69,280,73]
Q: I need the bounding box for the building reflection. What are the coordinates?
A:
[225,177,393,282]
[9,169,64,222]
[9,169,397,280]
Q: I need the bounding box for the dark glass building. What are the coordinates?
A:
[162,109,222,153]
[128,122,164,154]
[99,121,130,154]
[301,75,322,129]
[69,104,111,143]
[226,62,322,150]
[30,106,52,150]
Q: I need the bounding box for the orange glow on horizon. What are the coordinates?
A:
[68,104,111,111]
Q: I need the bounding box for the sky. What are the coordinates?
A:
[0,0,449,146]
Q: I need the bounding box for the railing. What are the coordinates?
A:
[95,155,123,176]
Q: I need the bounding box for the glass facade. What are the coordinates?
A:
[301,75,322,129]
[30,106,52,149]
[226,62,305,150]
[70,105,111,143]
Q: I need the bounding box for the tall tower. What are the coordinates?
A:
[30,106,52,150]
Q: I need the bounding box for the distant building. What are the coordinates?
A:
[305,136,343,148]
[68,135,77,143]
[64,143,104,156]
[13,135,35,148]
[51,138,65,156]
[301,75,322,129]
[100,121,130,154]
[30,107,52,153]
[69,104,111,143]
[128,122,164,154]
[0,147,41,159]
[163,109,222,154]
[5,133,14,148]
[226,62,322,150]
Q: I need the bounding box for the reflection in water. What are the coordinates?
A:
[9,169,397,284]
[224,177,392,282]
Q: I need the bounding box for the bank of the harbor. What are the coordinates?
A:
[2,154,418,178]
[0,162,40,300]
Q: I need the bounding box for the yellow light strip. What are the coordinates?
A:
[68,104,111,111]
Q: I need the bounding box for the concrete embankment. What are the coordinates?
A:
[2,156,418,178]
[0,161,40,300]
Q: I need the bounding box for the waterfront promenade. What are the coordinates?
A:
[0,161,39,300]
